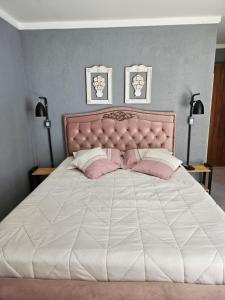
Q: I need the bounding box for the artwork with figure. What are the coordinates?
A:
[86,66,112,104]
[125,65,152,104]
[93,75,105,98]
[132,74,145,97]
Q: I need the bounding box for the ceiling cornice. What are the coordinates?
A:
[0,7,19,28]
[0,7,221,30]
[19,16,221,30]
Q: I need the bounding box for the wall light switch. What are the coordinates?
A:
[44,120,51,128]
[188,116,194,125]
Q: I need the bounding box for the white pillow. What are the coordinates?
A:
[73,150,88,158]
[140,148,172,156]
[124,148,173,169]
[143,151,182,171]
[70,147,107,171]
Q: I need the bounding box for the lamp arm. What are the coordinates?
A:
[190,93,200,103]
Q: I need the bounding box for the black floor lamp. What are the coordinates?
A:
[185,93,204,170]
[35,96,54,168]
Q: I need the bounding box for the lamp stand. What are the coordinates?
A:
[39,96,55,168]
[47,127,54,168]
[184,93,201,170]
[185,122,195,170]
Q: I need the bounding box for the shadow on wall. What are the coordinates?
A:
[180,88,193,108]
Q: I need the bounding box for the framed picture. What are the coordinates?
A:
[86,65,112,104]
[125,65,152,104]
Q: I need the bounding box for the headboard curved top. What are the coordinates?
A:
[64,107,176,155]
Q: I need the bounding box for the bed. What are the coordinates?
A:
[1,107,225,300]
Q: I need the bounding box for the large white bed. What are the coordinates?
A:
[1,157,225,284]
[1,107,225,300]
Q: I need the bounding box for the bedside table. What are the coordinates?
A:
[29,166,55,191]
[187,164,213,194]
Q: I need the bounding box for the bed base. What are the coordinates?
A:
[0,279,224,300]
[1,109,222,299]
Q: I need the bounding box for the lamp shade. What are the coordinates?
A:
[193,100,204,115]
[35,102,47,117]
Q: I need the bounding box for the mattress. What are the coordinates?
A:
[0,157,225,284]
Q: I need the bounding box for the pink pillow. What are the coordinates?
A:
[124,148,171,169]
[70,148,122,179]
[73,148,123,168]
[103,148,123,167]
[132,160,178,180]
[85,159,120,179]
[123,149,142,169]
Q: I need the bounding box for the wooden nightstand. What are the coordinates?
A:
[29,166,55,191]
[186,164,213,194]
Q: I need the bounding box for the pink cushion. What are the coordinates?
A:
[124,148,171,169]
[85,159,120,179]
[73,148,123,168]
[103,148,123,167]
[132,160,177,180]
[124,149,141,169]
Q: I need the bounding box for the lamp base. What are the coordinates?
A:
[183,164,195,171]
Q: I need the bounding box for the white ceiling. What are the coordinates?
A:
[0,0,224,43]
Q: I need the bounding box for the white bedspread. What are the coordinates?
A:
[0,157,225,284]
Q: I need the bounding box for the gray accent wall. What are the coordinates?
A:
[21,25,217,166]
[0,19,34,220]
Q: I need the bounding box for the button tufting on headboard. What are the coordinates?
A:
[64,107,176,155]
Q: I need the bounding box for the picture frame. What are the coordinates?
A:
[86,65,112,104]
[125,65,152,104]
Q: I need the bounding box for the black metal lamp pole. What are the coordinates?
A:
[185,93,204,170]
[35,97,54,168]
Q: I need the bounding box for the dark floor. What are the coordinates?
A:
[211,167,225,210]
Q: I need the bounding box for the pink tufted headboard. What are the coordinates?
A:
[64,107,176,155]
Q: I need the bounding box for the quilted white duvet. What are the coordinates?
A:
[0,157,225,284]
